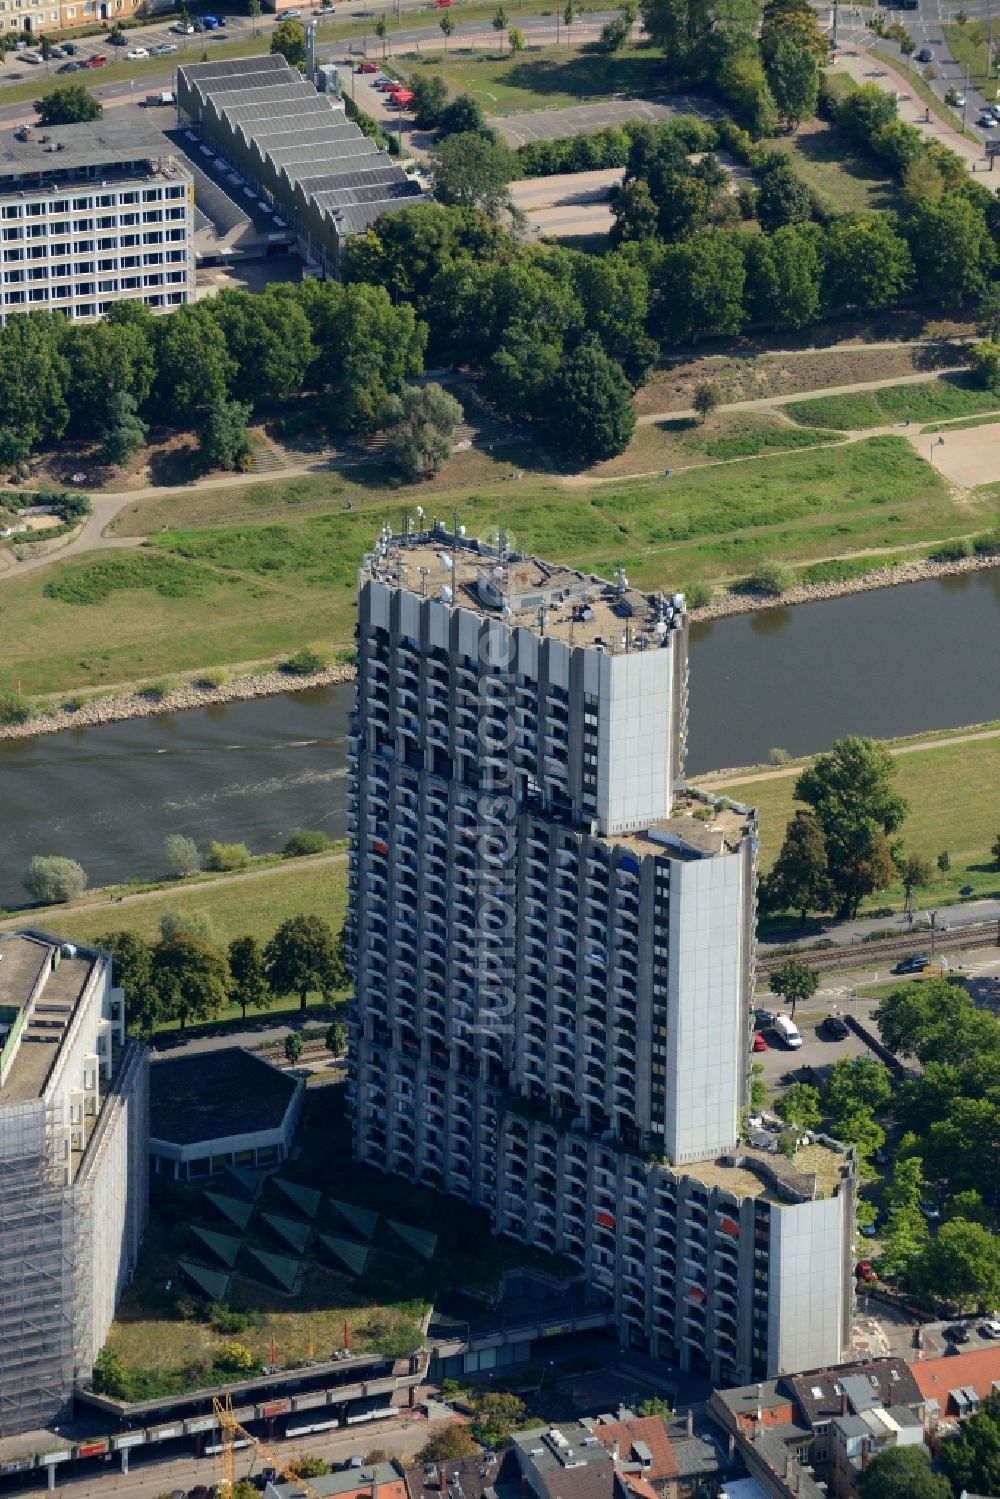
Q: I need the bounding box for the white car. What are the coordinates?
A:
[23,51,41,63]
[980,1320,1000,1339]
[126,45,148,57]
[171,21,195,32]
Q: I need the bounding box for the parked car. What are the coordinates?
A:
[432,0,454,6]
[375,77,400,89]
[192,17,205,29]
[151,41,178,52]
[953,91,966,107]
[49,43,66,56]
[821,1015,850,1040]
[281,6,302,14]
[856,1260,876,1283]
[944,1324,971,1343]
[355,60,377,71]
[57,59,82,70]
[916,46,933,62]
[62,40,78,52]
[860,1221,878,1238]
[980,1320,1000,1339]
[202,13,220,26]
[22,51,41,63]
[754,1008,775,1030]
[172,20,195,30]
[892,954,929,975]
[752,1033,769,1052]
[126,45,148,57]
[920,1200,941,1220]
[85,53,108,65]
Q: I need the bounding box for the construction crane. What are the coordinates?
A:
[213,1393,326,1499]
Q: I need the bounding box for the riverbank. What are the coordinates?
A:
[690,551,1000,622]
[0,662,357,743]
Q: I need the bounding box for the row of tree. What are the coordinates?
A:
[98,912,348,1032]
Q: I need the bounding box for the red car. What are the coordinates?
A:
[86,52,108,65]
[752,1033,768,1052]
[355,60,378,72]
[856,1261,876,1283]
[432,1,454,7]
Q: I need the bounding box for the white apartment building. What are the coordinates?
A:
[0,119,194,325]
[346,525,856,1388]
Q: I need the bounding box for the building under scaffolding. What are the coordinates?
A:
[0,932,149,1438]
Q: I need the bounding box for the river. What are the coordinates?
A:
[1,573,999,907]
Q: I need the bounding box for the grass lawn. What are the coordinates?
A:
[400,38,665,114]
[772,115,898,215]
[923,413,1000,434]
[5,433,990,696]
[592,411,846,478]
[785,375,1000,431]
[710,731,1000,910]
[108,1085,567,1394]
[940,23,998,107]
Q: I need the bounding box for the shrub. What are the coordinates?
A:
[281,647,328,676]
[684,580,713,609]
[929,537,970,562]
[286,1456,330,1478]
[209,1303,251,1335]
[744,560,794,596]
[91,1347,130,1398]
[24,854,87,904]
[769,747,792,765]
[137,679,175,702]
[61,695,86,713]
[417,1425,479,1463]
[973,526,1000,556]
[214,1340,255,1373]
[283,829,332,858]
[164,833,200,877]
[0,688,34,726]
[159,908,218,946]
[194,666,229,689]
[205,841,251,872]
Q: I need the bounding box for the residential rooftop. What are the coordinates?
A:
[0,118,187,185]
[268,1461,407,1499]
[0,932,98,1104]
[670,1137,849,1205]
[364,525,687,656]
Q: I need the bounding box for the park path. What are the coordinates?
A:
[694,724,1000,788]
[0,851,347,933]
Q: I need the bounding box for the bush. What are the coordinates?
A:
[417,1425,479,1463]
[209,1303,251,1335]
[973,526,1000,556]
[91,1347,130,1398]
[285,1456,330,1478]
[769,746,792,765]
[24,854,87,904]
[744,559,794,596]
[205,841,251,872]
[194,667,229,689]
[164,833,200,877]
[281,647,328,676]
[214,1340,255,1373]
[159,908,218,946]
[929,537,970,562]
[283,829,333,858]
[684,580,713,609]
[0,688,34,726]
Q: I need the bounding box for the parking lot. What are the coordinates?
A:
[752,1003,884,1093]
[492,93,716,147]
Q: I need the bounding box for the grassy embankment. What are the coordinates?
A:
[703,728,1000,909]
[784,373,1000,430]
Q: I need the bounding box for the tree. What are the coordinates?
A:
[153,932,229,1030]
[198,398,253,472]
[905,192,996,306]
[474,1390,526,1446]
[769,956,818,1018]
[0,312,70,449]
[764,810,832,922]
[766,37,818,128]
[756,163,812,231]
[692,379,721,422]
[383,381,463,480]
[92,1347,130,1398]
[440,92,488,136]
[164,833,200,877]
[776,1081,821,1131]
[943,1392,1000,1498]
[878,1201,928,1282]
[35,82,102,125]
[822,215,914,314]
[429,132,518,218]
[439,11,455,47]
[970,339,1000,393]
[283,829,332,857]
[156,303,235,420]
[651,231,746,344]
[326,1020,347,1057]
[508,24,526,51]
[492,4,508,50]
[547,339,636,465]
[374,15,388,58]
[228,935,271,1021]
[898,852,932,914]
[858,1446,950,1499]
[749,1061,768,1113]
[286,1456,330,1478]
[794,736,909,918]
[211,286,312,404]
[93,930,158,1034]
[159,908,218,948]
[284,1031,305,1066]
[40,34,52,62]
[265,914,347,1011]
[636,1396,672,1418]
[640,0,761,74]
[101,390,147,469]
[824,1056,894,1123]
[761,0,827,63]
[410,72,449,127]
[564,0,575,23]
[744,222,822,329]
[25,854,87,904]
[936,849,950,873]
[994,830,1000,869]
[205,841,251,871]
[976,282,1000,340]
[271,16,306,67]
[885,1153,924,1213]
[249,0,261,35]
[416,1426,478,1464]
[911,1217,1000,1312]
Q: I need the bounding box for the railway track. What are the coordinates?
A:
[758,919,1000,977]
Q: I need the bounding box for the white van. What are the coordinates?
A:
[774,1014,803,1049]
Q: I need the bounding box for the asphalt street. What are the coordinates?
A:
[760,894,1000,950]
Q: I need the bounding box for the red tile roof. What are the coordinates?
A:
[594,1416,680,1481]
[912,1347,1000,1407]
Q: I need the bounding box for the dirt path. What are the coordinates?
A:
[0,851,348,932]
[695,724,1000,787]
[634,366,970,428]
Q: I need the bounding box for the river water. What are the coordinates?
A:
[1,574,999,907]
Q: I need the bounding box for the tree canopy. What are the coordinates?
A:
[858,1446,950,1499]
[35,83,102,125]
[794,737,909,917]
[265,915,347,1010]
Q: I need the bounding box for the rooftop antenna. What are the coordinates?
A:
[418,565,429,598]
[537,606,548,637]
[416,505,425,533]
[615,565,628,594]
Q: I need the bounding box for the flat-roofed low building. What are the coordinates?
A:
[176,54,423,276]
[0,931,148,1437]
[0,117,194,325]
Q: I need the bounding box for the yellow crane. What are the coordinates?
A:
[212,1393,326,1499]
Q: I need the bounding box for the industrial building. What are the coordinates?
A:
[176,54,423,277]
[0,931,148,1438]
[0,117,194,325]
[346,524,856,1387]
